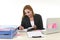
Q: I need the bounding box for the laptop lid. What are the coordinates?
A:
[43,18,60,34]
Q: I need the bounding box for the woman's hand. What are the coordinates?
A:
[33,25,37,30]
[19,26,24,30]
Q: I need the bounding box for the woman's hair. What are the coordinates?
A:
[23,5,34,17]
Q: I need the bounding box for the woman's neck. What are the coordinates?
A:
[29,16,34,21]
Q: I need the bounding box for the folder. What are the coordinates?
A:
[0,25,18,39]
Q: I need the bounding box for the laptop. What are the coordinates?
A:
[42,18,60,34]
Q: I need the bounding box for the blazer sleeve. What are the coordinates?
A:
[21,17,26,28]
[18,17,26,30]
[36,14,44,30]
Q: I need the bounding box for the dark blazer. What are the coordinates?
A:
[20,14,44,30]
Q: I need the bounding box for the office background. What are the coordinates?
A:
[0,0,60,29]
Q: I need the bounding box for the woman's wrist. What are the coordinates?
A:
[19,26,24,30]
[33,25,37,30]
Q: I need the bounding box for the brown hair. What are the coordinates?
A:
[23,5,34,17]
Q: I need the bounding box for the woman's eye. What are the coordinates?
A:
[27,11,30,13]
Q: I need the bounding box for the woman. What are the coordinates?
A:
[18,5,44,30]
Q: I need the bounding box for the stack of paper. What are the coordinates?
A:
[27,30,44,38]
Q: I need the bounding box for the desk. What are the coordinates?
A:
[0,31,60,40]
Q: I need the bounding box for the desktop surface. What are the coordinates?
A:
[0,30,60,40]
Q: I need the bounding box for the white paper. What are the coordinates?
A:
[27,27,34,29]
[0,25,18,31]
[19,28,28,32]
[0,25,18,28]
[27,30,44,37]
[19,27,34,32]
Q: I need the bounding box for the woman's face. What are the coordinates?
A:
[24,9,33,18]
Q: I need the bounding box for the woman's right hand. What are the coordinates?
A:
[19,26,24,30]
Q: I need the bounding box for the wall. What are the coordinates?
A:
[0,0,60,28]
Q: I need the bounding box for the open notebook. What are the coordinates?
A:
[19,27,34,32]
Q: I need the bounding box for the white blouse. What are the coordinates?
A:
[30,21,34,27]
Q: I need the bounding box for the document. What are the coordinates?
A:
[19,29,27,32]
[27,30,44,38]
[19,27,34,32]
